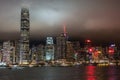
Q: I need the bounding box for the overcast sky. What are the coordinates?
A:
[0,0,120,43]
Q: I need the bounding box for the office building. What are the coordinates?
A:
[45,37,54,61]
[56,33,66,59]
[19,8,30,64]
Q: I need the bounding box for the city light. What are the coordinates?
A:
[0,1,120,80]
[0,7,119,69]
[88,48,93,52]
[86,39,91,43]
[108,47,114,54]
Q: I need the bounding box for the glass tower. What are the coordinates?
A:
[20,8,30,65]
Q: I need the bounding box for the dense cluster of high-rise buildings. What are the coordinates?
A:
[0,8,120,65]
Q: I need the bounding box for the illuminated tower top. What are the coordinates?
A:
[46,37,54,45]
[63,24,67,37]
[21,8,29,15]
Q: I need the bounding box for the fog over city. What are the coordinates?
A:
[0,0,120,44]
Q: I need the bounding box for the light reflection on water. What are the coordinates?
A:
[107,67,117,80]
[86,66,96,80]
[86,66,120,80]
[0,66,120,80]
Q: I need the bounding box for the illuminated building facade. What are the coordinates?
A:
[36,45,45,61]
[92,47,103,61]
[56,33,66,59]
[20,8,30,64]
[0,43,2,62]
[2,41,15,64]
[66,41,74,61]
[31,46,37,62]
[72,41,81,61]
[84,39,92,61]
[15,40,20,64]
[30,44,45,63]
[45,37,54,61]
[2,41,11,64]
[106,44,117,60]
[10,45,16,64]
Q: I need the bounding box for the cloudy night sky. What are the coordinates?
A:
[0,0,120,44]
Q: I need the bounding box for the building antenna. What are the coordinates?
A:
[63,24,67,37]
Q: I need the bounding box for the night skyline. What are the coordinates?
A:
[0,0,120,44]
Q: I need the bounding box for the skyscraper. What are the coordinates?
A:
[2,41,11,64]
[66,41,74,61]
[0,43,2,62]
[15,40,20,64]
[56,33,66,59]
[20,8,30,65]
[45,37,54,61]
[55,25,68,60]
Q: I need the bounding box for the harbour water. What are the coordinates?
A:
[0,66,120,80]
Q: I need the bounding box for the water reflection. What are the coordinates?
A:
[108,67,117,80]
[85,66,120,80]
[0,66,120,80]
[86,65,96,80]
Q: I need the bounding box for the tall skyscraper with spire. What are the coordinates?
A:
[20,8,30,65]
[55,24,68,59]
